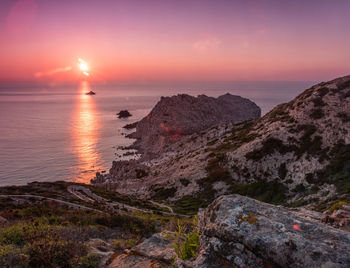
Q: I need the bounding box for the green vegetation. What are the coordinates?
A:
[288,124,327,160]
[0,181,196,267]
[172,196,210,215]
[245,137,296,161]
[264,103,292,123]
[292,184,307,193]
[312,97,326,107]
[317,87,329,97]
[135,169,149,178]
[206,139,218,146]
[310,108,325,119]
[278,163,287,180]
[173,217,199,260]
[329,201,348,212]
[213,120,258,154]
[111,238,137,250]
[297,86,315,100]
[229,180,287,205]
[150,185,177,200]
[337,112,350,123]
[336,79,350,91]
[316,142,350,193]
[87,185,166,211]
[0,200,157,268]
[180,178,190,187]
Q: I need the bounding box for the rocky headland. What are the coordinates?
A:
[2,76,349,267]
[91,75,350,266]
[126,93,261,157]
[93,76,350,214]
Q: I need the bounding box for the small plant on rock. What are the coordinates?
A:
[173,216,199,260]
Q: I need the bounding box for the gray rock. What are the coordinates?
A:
[187,195,350,268]
[133,233,175,263]
[108,233,173,268]
[0,216,8,225]
[131,93,261,157]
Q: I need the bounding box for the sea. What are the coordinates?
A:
[0,80,314,186]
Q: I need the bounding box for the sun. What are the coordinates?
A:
[79,62,88,72]
[78,58,89,76]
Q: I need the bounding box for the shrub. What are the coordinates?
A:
[310,108,325,119]
[292,184,306,193]
[245,137,296,161]
[230,180,287,205]
[180,178,190,187]
[337,112,350,123]
[278,163,287,180]
[172,196,209,215]
[336,79,350,91]
[173,217,199,260]
[317,142,350,193]
[317,87,329,97]
[112,238,136,250]
[264,103,292,123]
[135,169,148,179]
[94,214,156,237]
[312,97,326,107]
[0,245,28,267]
[329,201,348,212]
[151,186,177,200]
[78,253,101,268]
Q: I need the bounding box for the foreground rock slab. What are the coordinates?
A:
[187,195,350,268]
[109,233,174,268]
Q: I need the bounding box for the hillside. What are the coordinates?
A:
[93,75,350,215]
[127,93,261,158]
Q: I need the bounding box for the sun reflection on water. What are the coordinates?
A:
[71,81,103,183]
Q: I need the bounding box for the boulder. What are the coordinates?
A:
[322,204,350,231]
[108,233,173,268]
[185,195,350,268]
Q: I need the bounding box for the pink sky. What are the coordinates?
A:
[0,0,350,82]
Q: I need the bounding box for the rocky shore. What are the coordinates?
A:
[3,76,349,267]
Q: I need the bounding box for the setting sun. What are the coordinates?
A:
[78,58,89,76]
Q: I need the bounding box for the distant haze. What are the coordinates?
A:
[0,0,350,82]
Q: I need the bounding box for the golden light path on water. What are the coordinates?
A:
[71,81,103,183]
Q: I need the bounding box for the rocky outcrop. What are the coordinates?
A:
[94,75,350,214]
[322,203,350,231]
[129,93,261,157]
[183,195,350,268]
[108,233,174,268]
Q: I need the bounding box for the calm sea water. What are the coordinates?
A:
[0,80,314,186]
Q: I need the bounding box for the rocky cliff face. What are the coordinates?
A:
[177,195,350,268]
[128,93,261,157]
[93,75,350,215]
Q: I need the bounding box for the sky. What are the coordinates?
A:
[0,0,350,82]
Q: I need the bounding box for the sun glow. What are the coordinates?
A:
[78,58,89,76]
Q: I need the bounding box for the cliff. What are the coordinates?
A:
[127,93,261,157]
[93,75,350,215]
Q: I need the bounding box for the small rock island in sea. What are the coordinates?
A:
[117,110,132,118]
[85,90,96,95]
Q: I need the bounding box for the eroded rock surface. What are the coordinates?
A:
[108,233,173,268]
[185,195,350,268]
[93,75,350,212]
[129,93,261,157]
